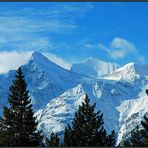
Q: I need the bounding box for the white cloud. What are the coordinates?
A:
[0,51,32,73]
[0,4,93,52]
[100,37,137,59]
[111,37,136,51]
[109,37,136,59]
[0,51,71,73]
[98,37,145,62]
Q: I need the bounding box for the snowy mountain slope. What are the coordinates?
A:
[116,82,148,145]
[0,51,81,112]
[0,51,147,145]
[35,77,147,145]
[35,84,86,140]
[105,62,148,82]
[70,57,119,78]
[22,51,83,110]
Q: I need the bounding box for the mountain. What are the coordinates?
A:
[105,62,148,82]
[0,51,147,145]
[117,85,148,145]
[70,57,119,78]
[0,51,80,112]
[36,77,148,145]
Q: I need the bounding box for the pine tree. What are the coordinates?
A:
[64,94,116,146]
[141,115,148,146]
[123,90,148,147]
[45,132,60,147]
[141,90,148,146]
[123,115,148,147]
[146,89,148,96]
[123,125,144,147]
[106,130,116,146]
[64,124,73,146]
[0,67,43,146]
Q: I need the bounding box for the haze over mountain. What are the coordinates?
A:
[0,51,147,145]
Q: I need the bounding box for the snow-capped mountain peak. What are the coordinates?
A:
[30,51,66,72]
[0,51,80,112]
[31,51,48,62]
[105,62,148,81]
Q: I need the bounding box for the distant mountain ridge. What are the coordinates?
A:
[105,62,148,81]
[71,57,119,78]
[0,51,147,145]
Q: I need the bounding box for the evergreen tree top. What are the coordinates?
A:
[146,89,148,96]
[141,115,148,133]
[64,94,116,147]
[45,132,60,147]
[0,67,43,146]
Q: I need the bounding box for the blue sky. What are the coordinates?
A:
[0,2,147,71]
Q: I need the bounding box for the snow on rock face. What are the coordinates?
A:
[70,57,119,78]
[35,78,146,145]
[116,84,148,145]
[0,51,80,112]
[0,51,147,145]
[35,84,86,139]
[105,63,148,82]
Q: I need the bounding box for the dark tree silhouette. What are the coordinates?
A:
[45,132,60,147]
[64,94,116,146]
[0,67,43,146]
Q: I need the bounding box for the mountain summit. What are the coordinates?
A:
[105,62,148,81]
[30,51,67,71]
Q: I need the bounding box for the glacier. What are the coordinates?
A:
[0,51,147,145]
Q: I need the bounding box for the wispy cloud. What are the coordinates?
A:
[0,51,32,73]
[14,38,54,51]
[98,37,145,63]
[0,16,76,39]
[99,37,137,59]
[2,3,93,19]
[0,16,73,52]
[79,37,145,63]
[0,3,93,34]
[0,3,93,52]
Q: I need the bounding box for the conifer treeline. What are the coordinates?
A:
[0,67,147,147]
